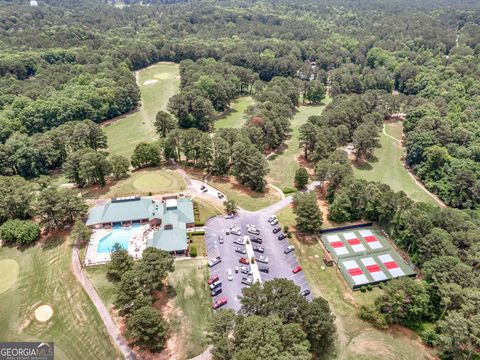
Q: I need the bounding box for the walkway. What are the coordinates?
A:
[71,239,138,360]
[382,125,446,208]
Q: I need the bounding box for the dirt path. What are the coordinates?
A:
[382,125,447,208]
[71,238,138,360]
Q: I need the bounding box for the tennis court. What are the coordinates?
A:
[321,224,415,290]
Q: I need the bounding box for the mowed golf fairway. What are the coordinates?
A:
[354,122,437,205]
[105,62,180,158]
[214,96,254,129]
[0,238,121,360]
[267,97,331,189]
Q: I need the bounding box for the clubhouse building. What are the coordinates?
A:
[85,196,195,263]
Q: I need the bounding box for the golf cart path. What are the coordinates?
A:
[72,239,138,360]
[382,125,446,208]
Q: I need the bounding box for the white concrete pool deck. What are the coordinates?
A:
[85,225,150,266]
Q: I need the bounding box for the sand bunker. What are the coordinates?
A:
[143,79,158,86]
[34,304,54,322]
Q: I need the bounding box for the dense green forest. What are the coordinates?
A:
[1,0,480,358]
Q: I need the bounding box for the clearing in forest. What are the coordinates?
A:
[275,206,435,360]
[353,122,438,206]
[105,62,180,158]
[267,98,331,191]
[214,96,254,129]
[0,233,121,360]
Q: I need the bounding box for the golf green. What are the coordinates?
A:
[0,259,19,294]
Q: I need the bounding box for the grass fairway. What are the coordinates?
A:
[194,198,223,223]
[87,259,212,359]
[0,236,121,360]
[103,168,187,198]
[267,97,331,190]
[214,96,254,129]
[168,259,212,358]
[0,259,19,294]
[207,176,281,211]
[353,122,437,205]
[105,62,180,158]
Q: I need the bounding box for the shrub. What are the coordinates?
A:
[0,219,40,245]
[360,286,367,293]
[359,304,388,329]
[367,284,373,291]
[287,232,292,238]
[379,282,386,289]
[190,245,197,257]
[420,328,438,347]
[282,186,297,194]
[189,230,205,235]
[250,257,255,264]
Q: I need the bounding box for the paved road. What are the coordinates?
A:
[72,240,137,360]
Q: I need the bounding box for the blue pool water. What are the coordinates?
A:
[97,224,142,254]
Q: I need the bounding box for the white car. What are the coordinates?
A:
[227,269,233,281]
[224,214,234,219]
[256,255,269,264]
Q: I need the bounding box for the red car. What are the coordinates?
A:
[208,275,220,285]
[239,257,249,264]
[213,297,228,309]
[292,265,302,274]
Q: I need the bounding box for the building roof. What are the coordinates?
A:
[86,197,153,226]
[147,217,188,252]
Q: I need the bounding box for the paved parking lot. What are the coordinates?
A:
[205,210,312,311]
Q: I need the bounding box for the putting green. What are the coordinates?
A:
[133,172,183,193]
[0,259,19,294]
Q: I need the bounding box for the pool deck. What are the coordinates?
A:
[85,225,150,266]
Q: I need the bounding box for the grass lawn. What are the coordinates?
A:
[102,168,187,198]
[0,234,121,360]
[353,123,438,206]
[87,258,212,360]
[206,176,281,211]
[267,97,331,190]
[105,62,180,158]
[214,96,254,129]
[190,235,206,257]
[194,198,223,224]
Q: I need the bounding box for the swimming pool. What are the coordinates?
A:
[97,224,142,254]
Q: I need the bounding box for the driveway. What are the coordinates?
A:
[205,207,312,312]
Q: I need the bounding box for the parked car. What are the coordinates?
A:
[202,187,208,192]
[284,245,295,254]
[235,266,239,273]
[300,289,311,297]
[211,287,222,297]
[278,233,286,240]
[273,227,281,234]
[250,237,263,244]
[213,297,227,309]
[239,257,249,264]
[208,256,222,267]
[231,229,241,236]
[259,266,269,273]
[247,225,260,235]
[270,219,279,226]
[209,280,222,290]
[241,277,253,286]
[267,215,277,223]
[235,247,247,255]
[227,269,233,281]
[207,274,220,285]
[233,238,245,245]
[292,265,303,274]
[200,185,206,190]
[256,255,269,264]
[240,266,252,275]
[224,214,234,219]
[218,235,224,244]
[217,192,224,199]
[253,245,264,253]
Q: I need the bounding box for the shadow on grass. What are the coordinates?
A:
[352,156,379,171]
